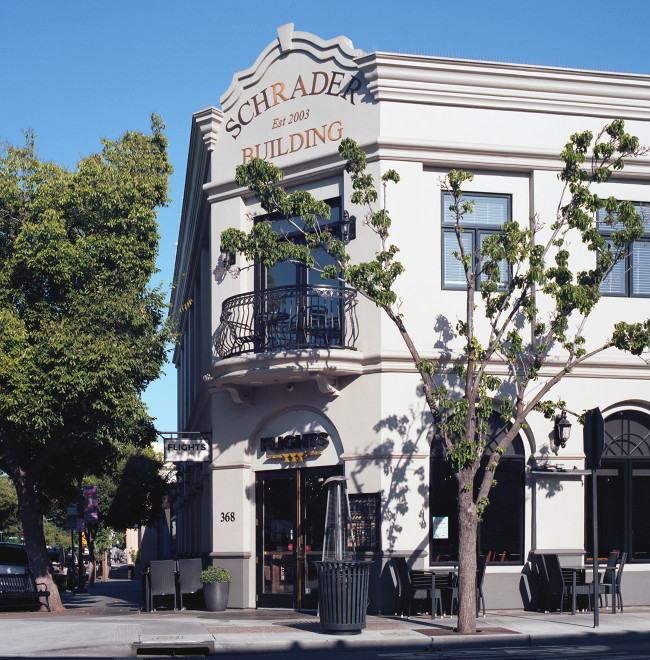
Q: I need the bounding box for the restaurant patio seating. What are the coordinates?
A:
[177,558,203,610]
[599,552,626,613]
[539,553,593,614]
[390,557,431,618]
[149,560,177,611]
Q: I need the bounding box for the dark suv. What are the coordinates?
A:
[0,542,30,574]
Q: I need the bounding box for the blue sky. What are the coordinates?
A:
[3,0,649,434]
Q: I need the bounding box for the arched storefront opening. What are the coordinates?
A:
[252,408,344,610]
[430,416,526,564]
[586,409,650,562]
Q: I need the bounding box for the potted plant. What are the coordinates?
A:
[200,565,231,611]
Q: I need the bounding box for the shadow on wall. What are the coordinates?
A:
[345,397,432,614]
[348,401,432,553]
[519,551,543,611]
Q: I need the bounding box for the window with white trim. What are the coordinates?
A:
[599,203,650,297]
[441,192,511,289]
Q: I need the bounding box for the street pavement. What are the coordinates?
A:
[0,564,649,657]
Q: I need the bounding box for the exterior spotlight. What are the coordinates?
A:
[554,410,572,448]
[341,211,352,244]
[220,248,235,269]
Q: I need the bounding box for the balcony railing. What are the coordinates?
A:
[215,285,358,358]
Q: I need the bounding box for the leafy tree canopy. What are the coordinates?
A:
[0,115,173,610]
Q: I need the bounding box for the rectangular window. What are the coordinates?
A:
[441,192,511,290]
[598,203,650,297]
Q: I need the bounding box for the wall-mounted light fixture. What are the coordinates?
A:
[220,248,235,269]
[553,410,572,448]
[340,211,353,244]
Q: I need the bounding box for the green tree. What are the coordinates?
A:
[0,116,173,610]
[221,120,650,633]
[1,474,68,546]
[0,474,20,540]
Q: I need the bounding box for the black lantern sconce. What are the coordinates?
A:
[553,410,572,448]
[340,211,355,244]
[220,248,235,269]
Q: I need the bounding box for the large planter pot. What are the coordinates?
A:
[203,581,230,611]
[315,560,372,634]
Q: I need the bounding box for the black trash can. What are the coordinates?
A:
[315,559,372,634]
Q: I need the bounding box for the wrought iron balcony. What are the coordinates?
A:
[215,285,358,358]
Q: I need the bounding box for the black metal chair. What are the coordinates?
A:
[411,569,443,619]
[599,551,619,589]
[476,554,488,617]
[599,552,626,613]
[149,560,177,611]
[390,557,430,618]
[177,558,203,610]
[445,555,486,617]
[543,553,593,614]
[305,305,328,344]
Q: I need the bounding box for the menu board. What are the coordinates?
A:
[349,493,381,551]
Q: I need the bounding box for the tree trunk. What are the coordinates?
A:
[456,480,478,634]
[14,470,65,611]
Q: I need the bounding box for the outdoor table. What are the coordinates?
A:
[426,568,458,619]
[562,566,586,615]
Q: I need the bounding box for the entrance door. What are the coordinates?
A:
[256,466,341,609]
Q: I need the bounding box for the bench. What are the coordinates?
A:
[0,572,50,611]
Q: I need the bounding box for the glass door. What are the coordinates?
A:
[256,466,342,610]
[256,472,297,609]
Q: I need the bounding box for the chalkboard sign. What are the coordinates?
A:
[349,492,381,551]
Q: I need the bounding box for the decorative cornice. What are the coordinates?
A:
[194,106,223,152]
[205,345,649,391]
[372,136,650,177]
[356,52,650,120]
[220,24,365,113]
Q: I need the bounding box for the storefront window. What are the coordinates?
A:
[430,417,525,564]
[586,410,650,562]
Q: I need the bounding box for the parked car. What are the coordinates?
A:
[0,542,29,574]
[47,547,71,591]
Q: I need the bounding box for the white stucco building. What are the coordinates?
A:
[169,25,650,612]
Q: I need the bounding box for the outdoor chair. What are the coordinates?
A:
[306,305,330,345]
[445,554,487,617]
[599,552,626,613]
[390,557,430,618]
[599,551,619,589]
[149,560,177,611]
[543,553,593,614]
[178,558,203,610]
[476,554,488,617]
[411,569,443,619]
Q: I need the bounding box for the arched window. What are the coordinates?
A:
[430,416,526,564]
[586,410,650,562]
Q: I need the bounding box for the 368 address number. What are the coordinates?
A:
[220,512,236,522]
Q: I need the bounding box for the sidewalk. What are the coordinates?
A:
[0,566,649,657]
